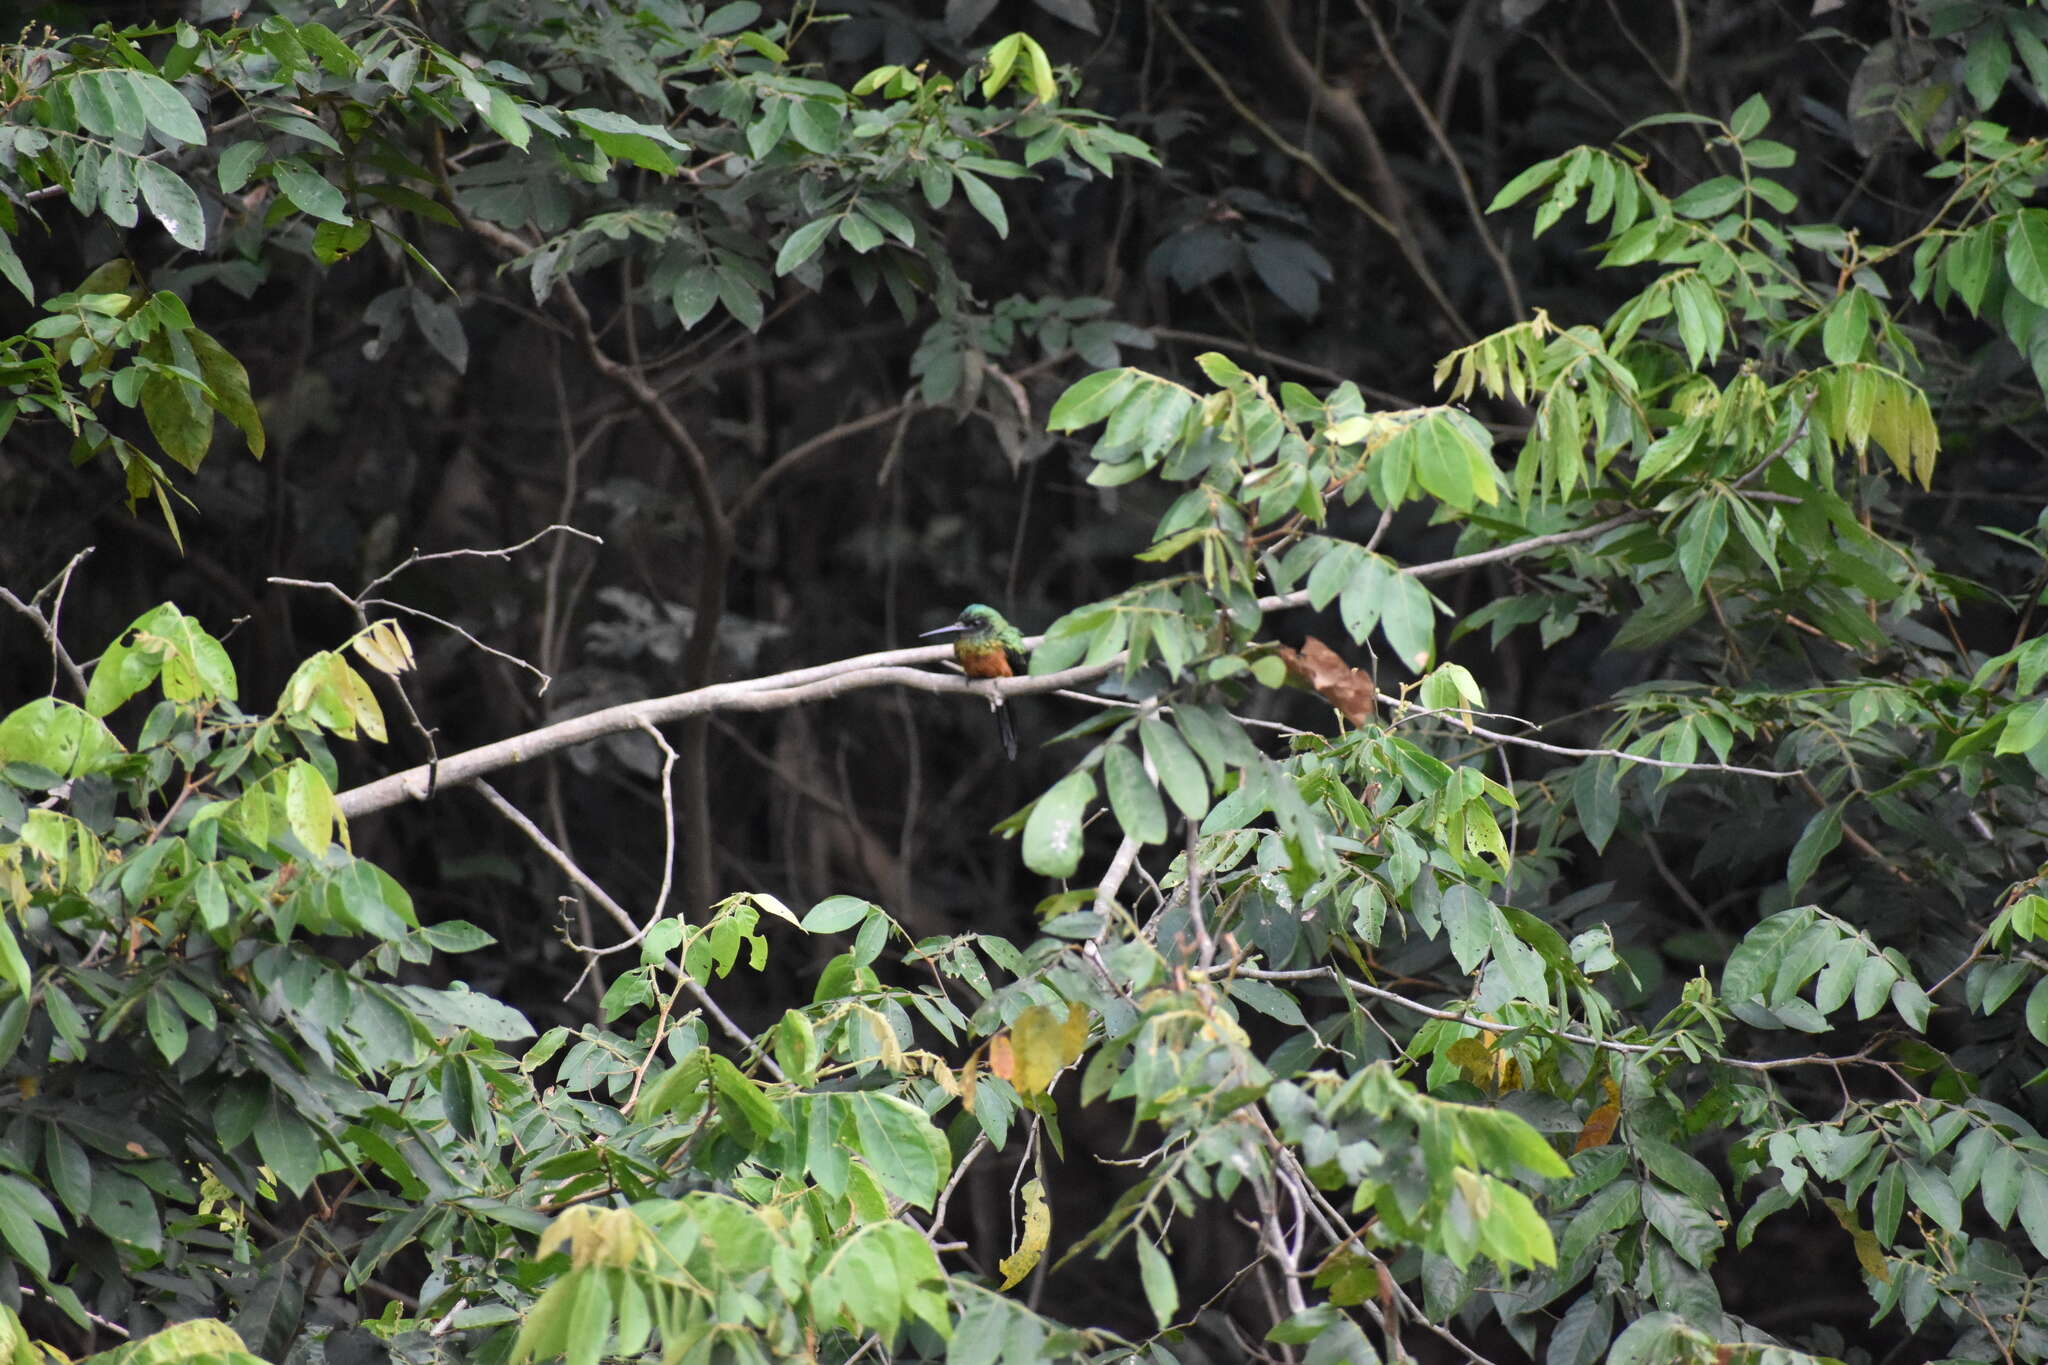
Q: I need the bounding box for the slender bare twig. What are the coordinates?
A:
[1,547,94,699]
[1239,964,1883,1075]
[473,780,662,961]
[931,1133,992,1236]
[358,525,603,600]
[19,1284,128,1338]
[1387,696,1802,779]
[470,779,782,1080]
[1093,832,1145,925]
[635,718,681,925]
[1150,1,1476,343]
[1354,0,1524,322]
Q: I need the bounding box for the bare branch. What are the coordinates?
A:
[339,654,1120,818]
[471,779,780,1078]
[1238,964,1882,1075]
[1,546,94,700]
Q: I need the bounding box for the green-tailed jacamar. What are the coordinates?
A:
[921,603,1028,760]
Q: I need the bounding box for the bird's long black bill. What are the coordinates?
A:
[919,623,969,638]
[995,702,1018,762]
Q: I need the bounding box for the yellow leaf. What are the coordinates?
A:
[1824,1196,1890,1283]
[351,619,417,676]
[537,1206,653,1268]
[1009,1002,1091,1096]
[998,1178,1051,1289]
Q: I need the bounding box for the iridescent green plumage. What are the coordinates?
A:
[920,603,1028,759]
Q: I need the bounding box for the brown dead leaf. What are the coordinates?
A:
[1277,636,1378,726]
[1574,1102,1621,1153]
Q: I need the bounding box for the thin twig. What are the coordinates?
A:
[1355,0,1524,321]
[1387,696,1802,779]
[1,547,94,699]
[471,780,783,1079]
[1238,964,1881,1075]
[1151,1,1475,343]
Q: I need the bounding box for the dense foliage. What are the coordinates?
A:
[11,2,2048,1364]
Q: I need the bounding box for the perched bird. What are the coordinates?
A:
[921,603,1028,760]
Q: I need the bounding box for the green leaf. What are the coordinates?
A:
[1675,496,1728,597]
[1853,955,1898,1021]
[0,698,125,776]
[139,334,212,473]
[1822,288,1870,365]
[1640,1183,1721,1270]
[1103,741,1167,845]
[0,234,30,304]
[775,215,838,275]
[2027,978,2048,1047]
[1785,801,1844,896]
[146,988,189,1064]
[0,1176,54,1277]
[803,894,874,933]
[1996,697,2048,754]
[297,21,361,76]
[1135,1237,1178,1329]
[1226,978,1305,1026]
[2008,209,2048,308]
[1048,369,1137,431]
[189,327,265,457]
[272,158,350,224]
[1406,414,1477,508]
[1945,224,1995,315]
[1729,92,1769,141]
[857,198,916,246]
[1020,33,1058,102]
[86,70,149,141]
[1967,29,2014,109]
[42,1128,91,1219]
[218,140,265,195]
[955,168,1008,239]
[1022,768,1095,877]
[129,71,206,145]
[788,99,841,154]
[1139,716,1209,821]
[1670,176,1742,219]
[253,1099,323,1195]
[982,33,1022,98]
[1438,883,1494,974]
[2019,1167,2048,1258]
[1195,351,1246,386]
[0,922,30,1003]
[1487,155,1560,213]
[481,86,532,150]
[1890,977,1931,1032]
[839,212,883,253]
[671,266,719,328]
[1902,1161,1962,1233]
[844,1091,948,1209]
[707,1053,782,1138]
[564,106,685,148]
[566,109,683,174]
[1378,572,1438,674]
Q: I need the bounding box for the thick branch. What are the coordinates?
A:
[337,507,1656,819]
[336,653,1119,818]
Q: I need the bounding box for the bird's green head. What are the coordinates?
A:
[956,603,1004,635]
[920,602,1008,643]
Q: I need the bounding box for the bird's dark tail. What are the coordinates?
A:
[995,702,1018,761]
